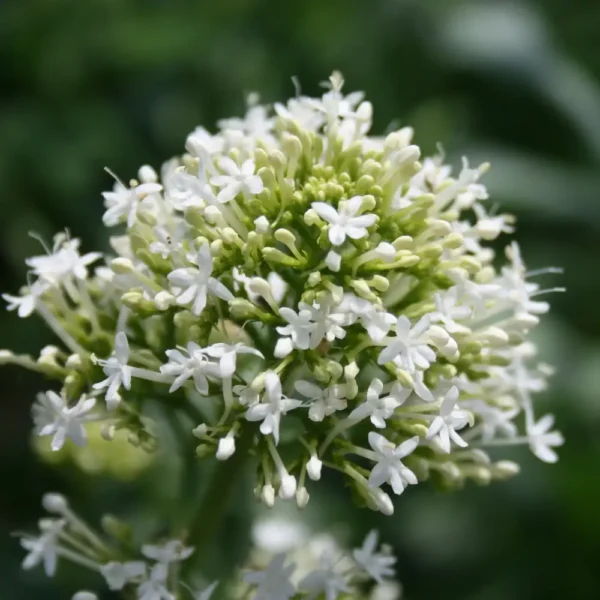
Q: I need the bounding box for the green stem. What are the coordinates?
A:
[181,428,254,576]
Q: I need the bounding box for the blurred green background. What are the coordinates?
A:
[1,0,599,598]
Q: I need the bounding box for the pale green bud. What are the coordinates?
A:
[111,258,135,274]
[307,272,321,287]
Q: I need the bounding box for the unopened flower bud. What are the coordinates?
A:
[73,592,98,600]
[138,165,158,183]
[100,424,116,441]
[325,250,341,272]
[274,337,294,358]
[216,431,236,461]
[492,460,521,479]
[261,484,275,507]
[110,258,135,274]
[192,424,209,438]
[296,486,310,508]
[306,455,322,481]
[254,216,269,233]
[154,291,175,310]
[371,489,394,516]
[278,473,297,500]
[42,493,68,514]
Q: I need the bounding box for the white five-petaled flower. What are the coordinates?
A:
[243,553,297,600]
[311,196,377,246]
[160,343,220,394]
[101,561,146,591]
[426,386,471,453]
[352,530,396,584]
[294,380,347,422]
[245,371,302,445]
[26,237,102,294]
[136,563,174,600]
[461,400,519,442]
[349,379,410,428]
[102,180,163,228]
[339,294,396,342]
[185,126,225,157]
[367,432,419,495]
[20,518,65,577]
[33,391,97,451]
[167,245,233,315]
[297,553,351,600]
[432,288,472,335]
[303,299,347,347]
[218,103,275,144]
[527,414,564,463]
[276,306,315,354]
[3,279,48,318]
[149,223,187,259]
[93,332,132,406]
[378,315,436,373]
[204,342,264,378]
[210,157,264,203]
[141,540,194,565]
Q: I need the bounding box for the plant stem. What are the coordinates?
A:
[181,428,254,576]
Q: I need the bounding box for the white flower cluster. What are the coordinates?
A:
[20,495,398,600]
[2,72,564,518]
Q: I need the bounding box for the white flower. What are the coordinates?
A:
[367,433,419,495]
[378,315,436,372]
[204,342,264,378]
[167,245,233,315]
[325,250,341,272]
[311,196,377,246]
[527,414,564,463]
[33,391,96,451]
[160,343,220,394]
[432,288,472,334]
[426,386,471,453]
[93,332,132,405]
[233,383,260,407]
[276,306,315,352]
[20,518,65,577]
[216,429,236,460]
[499,243,551,317]
[306,455,323,481]
[308,73,364,124]
[298,553,351,600]
[218,103,275,143]
[26,237,102,288]
[461,400,519,442]
[103,180,163,228]
[149,223,187,259]
[141,540,194,564]
[243,553,297,600]
[338,294,395,342]
[349,380,409,428]
[101,561,146,591]
[303,299,347,347]
[136,564,174,600]
[275,96,325,130]
[294,380,347,422]
[245,371,302,444]
[353,530,396,584]
[3,280,48,318]
[185,126,224,156]
[192,582,219,600]
[210,157,264,203]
